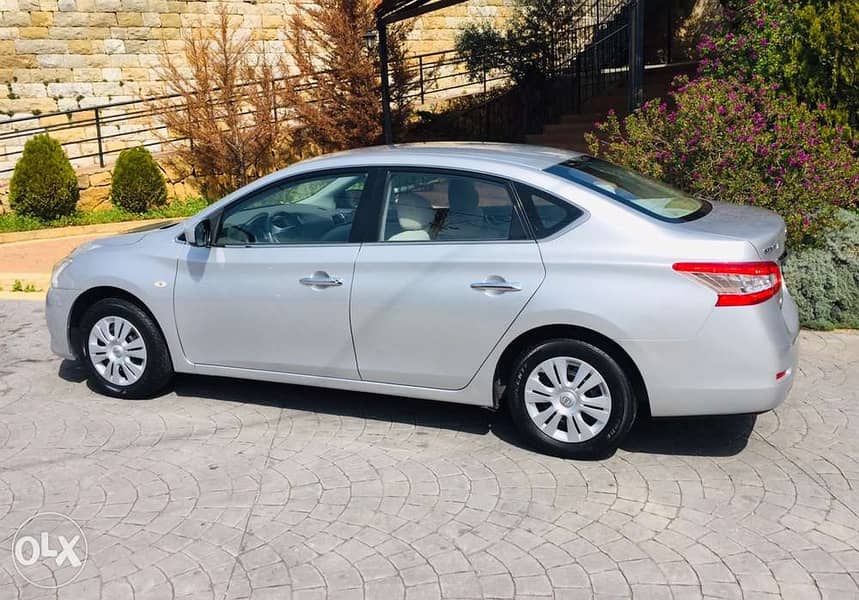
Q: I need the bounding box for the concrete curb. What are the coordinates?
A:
[0,217,176,245]
[0,291,44,301]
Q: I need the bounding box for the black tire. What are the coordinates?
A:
[79,298,173,399]
[506,338,637,459]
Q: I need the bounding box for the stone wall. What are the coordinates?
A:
[0,0,514,118]
[0,152,198,212]
[74,153,197,210]
[0,0,514,190]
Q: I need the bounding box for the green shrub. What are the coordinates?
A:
[9,134,78,221]
[109,147,167,213]
[783,210,859,329]
[454,0,583,84]
[698,0,859,127]
[455,23,509,82]
[587,76,859,248]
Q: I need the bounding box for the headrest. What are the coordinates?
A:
[448,178,479,213]
[395,192,434,231]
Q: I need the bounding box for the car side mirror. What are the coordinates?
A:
[185,219,212,247]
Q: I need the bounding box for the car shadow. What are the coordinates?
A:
[620,413,757,457]
[171,373,493,436]
[60,361,756,458]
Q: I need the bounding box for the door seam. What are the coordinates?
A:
[348,243,364,380]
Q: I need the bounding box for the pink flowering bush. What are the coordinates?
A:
[586,75,859,247]
[697,0,859,127]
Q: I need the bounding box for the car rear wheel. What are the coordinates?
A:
[507,339,637,459]
[80,298,173,399]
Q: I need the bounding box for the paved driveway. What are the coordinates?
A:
[1,299,858,600]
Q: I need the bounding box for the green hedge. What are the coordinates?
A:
[110,147,168,213]
[9,134,79,221]
[783,210,859,329]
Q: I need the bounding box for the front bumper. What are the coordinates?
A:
[626,289,800,418]
[45,287,80,360]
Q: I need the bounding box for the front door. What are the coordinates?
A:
[351,169,545,390]
[174,169,372,378]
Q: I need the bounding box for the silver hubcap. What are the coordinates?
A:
[524,357,612,443]
[88,316,147,386]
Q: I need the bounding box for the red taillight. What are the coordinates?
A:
[673,261,782,307]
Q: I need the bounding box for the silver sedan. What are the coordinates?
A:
[46,143,799,458]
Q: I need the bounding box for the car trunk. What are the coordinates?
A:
[677,200,788,262]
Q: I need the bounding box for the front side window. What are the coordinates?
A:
[381,171,526,242]
[216,172,368,245]
[546,157,710,221]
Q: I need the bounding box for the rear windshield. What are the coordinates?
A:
[545,157,710,222]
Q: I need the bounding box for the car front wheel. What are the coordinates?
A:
[507,339,637,459]
[80,298,173,399]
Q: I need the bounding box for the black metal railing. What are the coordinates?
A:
[0,0,634,176]
[406,0,634,143]
[0,45,498,177]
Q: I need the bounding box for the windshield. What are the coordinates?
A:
[545,157,710,221]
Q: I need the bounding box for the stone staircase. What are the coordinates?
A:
[526,62,696,152]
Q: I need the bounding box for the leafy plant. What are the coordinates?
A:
[11,280,22,292]
[586,75,859,248]
[783,209,859,329]
[9,134,79,220]
[455,23,509,81]
[110,147,168,213]
[454,0,583,84]
[698,0,859,127]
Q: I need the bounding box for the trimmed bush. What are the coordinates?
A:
[9,134,79,221]
[586,75,859,248]
[110,147,168,213]
[783,210,859,330]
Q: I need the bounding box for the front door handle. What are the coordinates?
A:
[300,271,343,289]
[471,280,522,293]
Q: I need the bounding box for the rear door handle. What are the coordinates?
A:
[300,271,343,288]
[470,280,522,293]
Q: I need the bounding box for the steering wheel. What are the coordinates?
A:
[270,211,303,243]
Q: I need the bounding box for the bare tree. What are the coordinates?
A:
[284,0,417,152]
[387,21,424,133]
[157,4,291,198]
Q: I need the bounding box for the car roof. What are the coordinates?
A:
[300,142,585,172]
[203,143,590,217]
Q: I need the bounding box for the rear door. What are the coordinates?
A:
[350,169,545,390]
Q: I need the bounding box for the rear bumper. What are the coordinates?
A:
[626,290,800,417]
[46,287,79,360]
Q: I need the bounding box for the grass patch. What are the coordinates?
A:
[10,279,39,293]
[0,196,208,234]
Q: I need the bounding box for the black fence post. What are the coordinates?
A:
[575,56,582,112]
[94,106,104,167]
[627,0,645,113]
[419,55,425,104]
[378,20,394,145]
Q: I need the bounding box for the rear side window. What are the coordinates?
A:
[515,183,583,238]
[380,170,528,242]
[546,156,710,222]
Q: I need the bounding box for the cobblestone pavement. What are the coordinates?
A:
[1,299,858,600]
